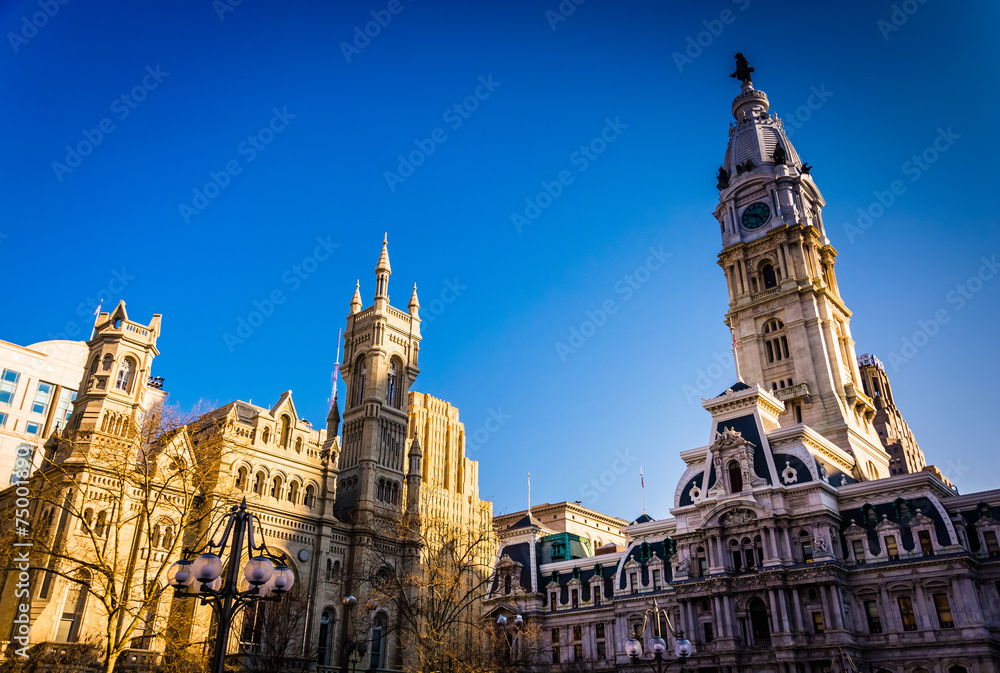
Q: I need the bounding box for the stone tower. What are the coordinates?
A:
[62,301,163,458]
[333,236,422,521]
[713,75,890,480]
[857,352,926,476]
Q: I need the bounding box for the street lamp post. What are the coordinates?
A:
[167,498,294,673]
[341,594,378,673]
[495,613,525,660]
[625,599,693,673]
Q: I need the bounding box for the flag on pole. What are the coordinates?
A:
[93,300,103,317]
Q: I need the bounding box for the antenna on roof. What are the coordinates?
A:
[329,328,342,409]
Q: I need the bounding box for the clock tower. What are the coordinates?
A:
[714,61,889,480]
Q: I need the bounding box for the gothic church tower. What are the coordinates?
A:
[333,236,422,521]
[714,70,889,480]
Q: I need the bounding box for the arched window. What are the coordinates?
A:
[370,613,387,669]
[377,479,385,501]
[115,359,131,391]
[132,587,159,650]
[253,472,264,495]
[261,427,270,444]
[727,460,743,493]
[504,574,512,594]
[748,598,770,642]
[326,559,333,582]
[761,264,777,289]
[279,415,291,448]
[386,360,398,408]
[271,477,282,499]
[754,535,764,566]
[95,511,108,537]
[391,482,399,505]
[355,357,367,407]
[866,461,879,480]
[56,571,91,643]
[332,561,341,583]
[294,437,302,453]
[81,508,94,531]
[235,467,248,491]
[318,610,335,666]
[151,524,162,549]
[288,481,299,504]
[162,525,174,550]
[102,354,114,371]
[762,319,790,363]
[304,484,315,508]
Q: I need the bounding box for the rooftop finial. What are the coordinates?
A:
[350,280,362,314]
[730,52,754,86]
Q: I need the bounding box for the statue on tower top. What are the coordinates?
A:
[730,53,754,85]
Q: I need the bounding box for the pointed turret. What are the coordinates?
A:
[406,432,423,514]
[408,283,420,317]
[350,281,362,314]
[375,234,391,301]
[327,392,341,437]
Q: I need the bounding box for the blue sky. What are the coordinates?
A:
[3,0,999,520]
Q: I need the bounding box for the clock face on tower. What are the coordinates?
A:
[741,202,770,229]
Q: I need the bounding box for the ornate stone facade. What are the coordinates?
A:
[0,239,489,673]
[484,73,1000,673]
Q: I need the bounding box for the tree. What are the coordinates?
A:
[0,401,240,673]
[358,510,540,673]
[237,584,315,673]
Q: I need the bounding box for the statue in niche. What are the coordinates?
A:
[818,462,829,483]
[677,555,690,574]
[713,453,726,494]
[772,144,787,164]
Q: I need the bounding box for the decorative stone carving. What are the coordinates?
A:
[818,462,829,483]
[781,460,798,484]
[721,508,758,527]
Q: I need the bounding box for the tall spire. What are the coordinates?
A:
[375,234,391,300]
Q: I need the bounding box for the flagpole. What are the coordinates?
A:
[731,326,742,381]
[527,473,531,516]
[90,300,103,341]
[640,466,647,515]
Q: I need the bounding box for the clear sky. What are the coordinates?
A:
[3,0,999,521]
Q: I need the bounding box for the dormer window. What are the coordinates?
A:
[279,415,291,448]
[727,460,743,492]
